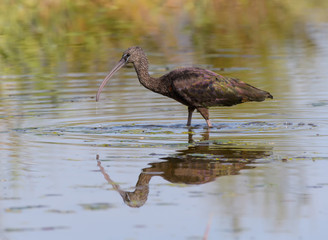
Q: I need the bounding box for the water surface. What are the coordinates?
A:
[1,4,328,240]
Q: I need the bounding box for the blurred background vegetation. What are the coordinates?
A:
[1,0,328,75]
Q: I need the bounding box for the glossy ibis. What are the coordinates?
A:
[96,46,273,127]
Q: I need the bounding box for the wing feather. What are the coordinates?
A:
[166,67,271,107]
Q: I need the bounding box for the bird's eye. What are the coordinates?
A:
[124,53,130,61]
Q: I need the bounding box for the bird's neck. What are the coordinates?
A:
[133,58,162,93]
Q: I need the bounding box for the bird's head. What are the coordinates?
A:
[121,46,145,64]
[96,46,145,101]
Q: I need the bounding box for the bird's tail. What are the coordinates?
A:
[239,83,273,102]
[266,92,273,99]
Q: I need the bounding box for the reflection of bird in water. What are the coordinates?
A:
[96,46,273,127]
[97,160,150,208]
[97,142,272,208]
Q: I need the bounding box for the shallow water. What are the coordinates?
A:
[1,10,328,240]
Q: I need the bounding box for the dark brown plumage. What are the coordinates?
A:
[96,46,273,127]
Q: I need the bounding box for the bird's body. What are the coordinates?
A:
[96,46,273,127]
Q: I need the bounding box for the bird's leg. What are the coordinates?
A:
[187,107,195,126]
[206,119,212,128]
[196,107,213,128]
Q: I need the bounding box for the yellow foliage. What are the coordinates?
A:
[0,0,327,74]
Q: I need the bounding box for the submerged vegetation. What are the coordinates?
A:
[0,0,328,75]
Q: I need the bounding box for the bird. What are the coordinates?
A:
[96,46,273,127]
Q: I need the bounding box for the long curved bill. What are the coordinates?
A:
[96,58,126,101]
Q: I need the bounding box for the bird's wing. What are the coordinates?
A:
[170,68,249,107]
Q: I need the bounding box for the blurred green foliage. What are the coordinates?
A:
[0,0,327,75]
